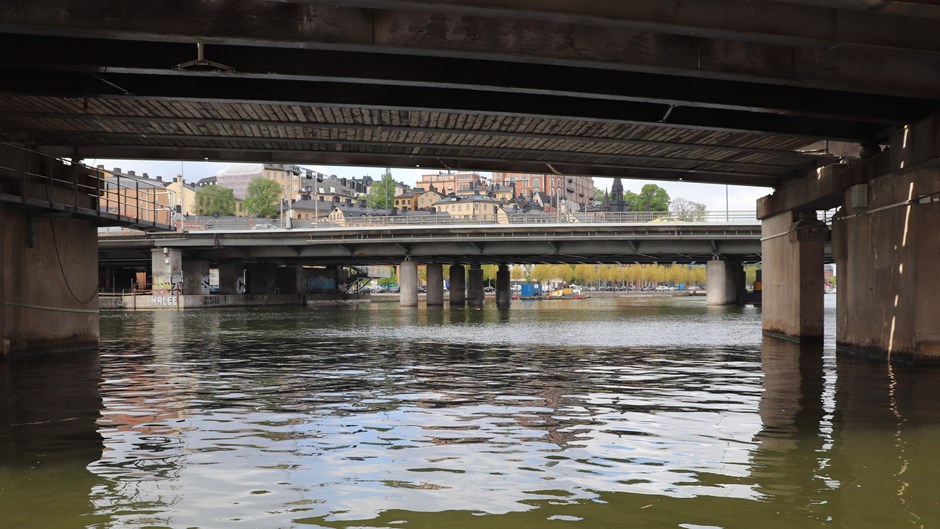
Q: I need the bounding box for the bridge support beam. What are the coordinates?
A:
[217,263,247,295]
[399,260,418,307]
[151,247,183,297]
[833,168,940,362]
[426,264,444,306]
[182,259,210,295]
[760,210,827,343]
[1,210,99,356]
[467,263,484,308]
[496,264,511,309]
[247,263,279,295]
[449,264,465,307]
[706,260,744,305]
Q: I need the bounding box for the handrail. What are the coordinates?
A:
[0,141,176,228]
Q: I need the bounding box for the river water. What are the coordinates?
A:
[3,295,940,528]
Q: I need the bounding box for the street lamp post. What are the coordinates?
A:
[725,184,729,222]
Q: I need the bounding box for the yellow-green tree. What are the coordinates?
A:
[482,264,498,285]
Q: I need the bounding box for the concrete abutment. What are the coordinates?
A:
[833,168,940,362]
[1,210,99,356]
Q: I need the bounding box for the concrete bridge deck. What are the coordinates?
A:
[99,221,769,266]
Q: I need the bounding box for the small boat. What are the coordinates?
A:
[547,287,588,300]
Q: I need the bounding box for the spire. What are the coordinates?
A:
[610,177,624,203]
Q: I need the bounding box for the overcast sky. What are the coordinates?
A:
[94,158,771,212]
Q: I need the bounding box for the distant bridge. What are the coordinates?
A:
[99,219,768,267]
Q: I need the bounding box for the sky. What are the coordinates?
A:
[93,158,772,212]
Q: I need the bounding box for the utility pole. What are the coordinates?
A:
[725,184,731,222]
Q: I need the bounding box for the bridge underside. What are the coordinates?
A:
[1,1,938,187]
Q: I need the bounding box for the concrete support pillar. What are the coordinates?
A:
[706,260,744,305]
[247,263,279,295]
[496,264,512,309]
[761,210,827,342]
[833,169,940,362]
[399,260,418,307]
[1,211,99,356]
[467,263,484,308]
[275,266,299,294]
[151,247,183,295]
[182,259,210,295]
[449,264,466,307]
[218,263,247,295]
[426,264,444,306]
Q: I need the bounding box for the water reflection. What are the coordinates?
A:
[5,298,940,527]
[0,351,105,528]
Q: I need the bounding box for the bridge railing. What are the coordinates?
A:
[177,210,758,231]
[0,142,175,229]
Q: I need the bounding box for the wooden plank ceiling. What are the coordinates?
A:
[0,0,937,188]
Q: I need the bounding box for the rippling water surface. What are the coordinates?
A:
[4,296,940,528]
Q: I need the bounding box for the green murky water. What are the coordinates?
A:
[3,296,939,528]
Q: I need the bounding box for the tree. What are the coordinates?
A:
[243,177,282,218]
[194,185,236,216]
[367,168,396,210]
[592,187,606,203]
[670,197,707,221]
[378,272,398,289]
[625,184,670,211]
[482,264,498,286]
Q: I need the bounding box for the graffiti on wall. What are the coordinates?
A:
[306,276,336,293]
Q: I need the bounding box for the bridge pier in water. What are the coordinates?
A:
[449,264,466,307]
[399,261,418,307]
[832,168,940,362]
[426,264,444,306]
[1,210,99,357]
[467,263,484,308]
[1,146,106,357]
[496,265,511,309]
[705,260,745,306]
[759,211,827,343]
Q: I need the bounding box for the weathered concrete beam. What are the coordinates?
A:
[0,1,937,98]
[325,0,940,52]
[3,35,926,125]
[757,112,940,219]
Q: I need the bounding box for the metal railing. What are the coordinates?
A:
[167,210,758,232]
[0,142,175,228]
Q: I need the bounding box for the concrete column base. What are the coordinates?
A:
[449,264,466,307]
[496,264,511,309]
[833,168,940,362]
[218,263,247,295]
[2,210,99,356]
[467,263,484,308]
[400,260,418,307]
[247,263,279,295]
[426,264,444,306]
[182,259,211,295]
[760,210,826,343]
[706,260,744,305]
